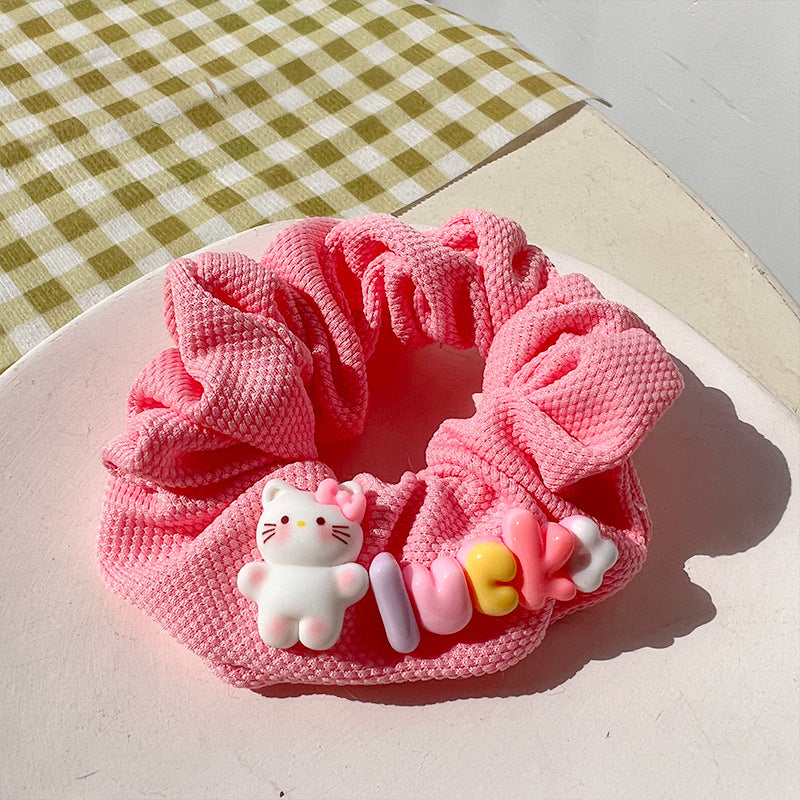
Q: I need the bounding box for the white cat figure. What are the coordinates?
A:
[237,478,369,651]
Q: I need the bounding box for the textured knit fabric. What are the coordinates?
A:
[99,210,683,687]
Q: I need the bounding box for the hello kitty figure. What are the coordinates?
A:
[237,478,370,651]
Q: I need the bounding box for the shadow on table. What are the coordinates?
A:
[261,359,790,705]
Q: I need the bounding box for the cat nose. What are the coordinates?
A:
[296,520,306,527]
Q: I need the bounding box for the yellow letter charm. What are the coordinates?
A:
[460,540,519,616]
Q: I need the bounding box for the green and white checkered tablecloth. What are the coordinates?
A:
[0,0,592,371]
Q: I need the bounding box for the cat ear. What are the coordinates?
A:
[261,479,293,506]
[338,480,364,497]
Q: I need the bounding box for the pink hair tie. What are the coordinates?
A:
[99,210,683,687]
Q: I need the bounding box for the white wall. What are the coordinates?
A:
[432,0,800,303]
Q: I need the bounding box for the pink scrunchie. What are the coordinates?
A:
[99,210,683,686]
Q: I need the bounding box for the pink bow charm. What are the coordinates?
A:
[314,478,367,523]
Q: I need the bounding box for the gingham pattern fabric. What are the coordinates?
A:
[0,0,592,372]
[99,211,684,686]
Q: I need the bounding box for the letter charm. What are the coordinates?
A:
[403,556,473,635]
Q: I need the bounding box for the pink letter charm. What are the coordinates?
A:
[501,508,577,610]
[403,556,473,635]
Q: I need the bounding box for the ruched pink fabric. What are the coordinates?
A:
[99,210,683,686]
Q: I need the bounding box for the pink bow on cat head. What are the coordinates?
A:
[314,478,367,523]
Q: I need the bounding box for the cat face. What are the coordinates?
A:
[255,480,365,567]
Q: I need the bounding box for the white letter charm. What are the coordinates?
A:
[559,515,619,593]
[237,478,369,650]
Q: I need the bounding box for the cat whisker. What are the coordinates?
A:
[331,533,349,544]
[331,529,351,537]
[261,531,276,542]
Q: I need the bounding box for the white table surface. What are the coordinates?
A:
[1,222,798,800]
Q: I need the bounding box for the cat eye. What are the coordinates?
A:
[316,517,325,525]
[280,515,289,524]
